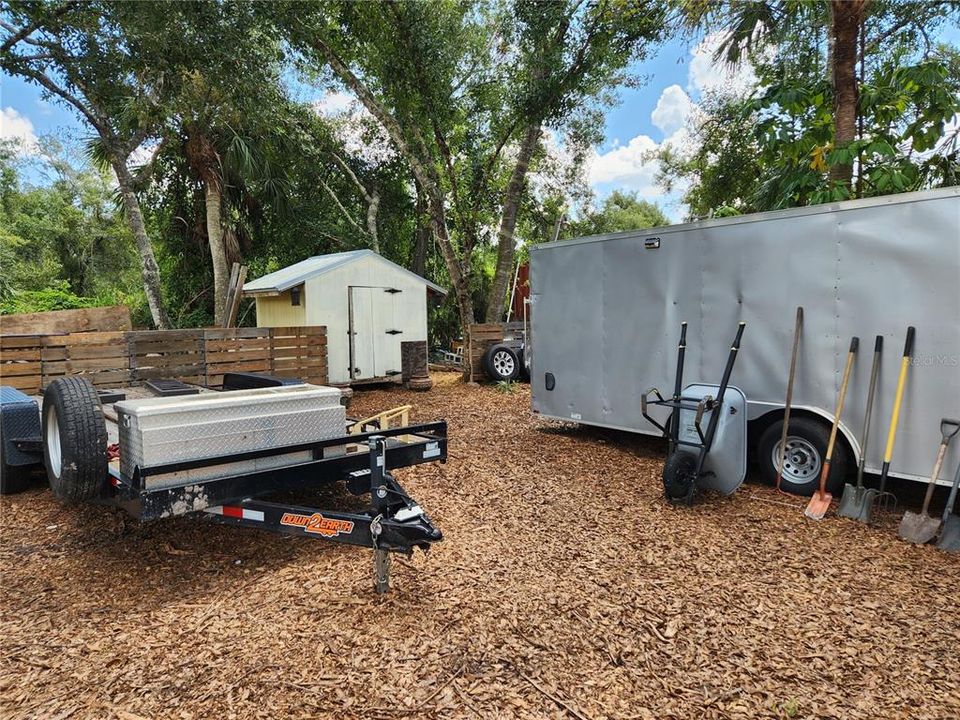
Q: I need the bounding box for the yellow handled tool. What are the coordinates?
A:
[864,326,916,523]
[805,336,859,520]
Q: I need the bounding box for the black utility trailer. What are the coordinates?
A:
[1,376,447,593]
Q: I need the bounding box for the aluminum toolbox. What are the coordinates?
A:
[115,384,345,489]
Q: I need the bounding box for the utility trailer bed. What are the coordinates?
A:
[3,378,446,593]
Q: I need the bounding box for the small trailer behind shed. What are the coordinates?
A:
[529,187,960,494]
[244,250,446,386]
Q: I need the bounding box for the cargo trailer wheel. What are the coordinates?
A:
[757,417,847,496]
[482,344,520,381]
[42,378,108,502]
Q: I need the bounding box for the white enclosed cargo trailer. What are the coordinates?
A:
[529,187,960,493]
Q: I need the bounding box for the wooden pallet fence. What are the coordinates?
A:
[41,332,130,388]
[0,326,328,392]
[204,327,272,387]
[0,335,44,393]
[269,326,327,385]
[128,329,206,385]
[468,323,506,378]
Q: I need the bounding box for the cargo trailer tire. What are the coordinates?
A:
[482,344,520,381]
[42,377,108,502]
[757,417,847,496]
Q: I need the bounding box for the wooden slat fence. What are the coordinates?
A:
[0,326,327,392]
[468,321,525,379]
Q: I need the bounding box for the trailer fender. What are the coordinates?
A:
[748,403,861,469]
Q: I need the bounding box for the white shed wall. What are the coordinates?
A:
[256,254,430,385]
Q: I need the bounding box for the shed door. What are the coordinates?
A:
[372,288,402,377]
[349,287,376,380]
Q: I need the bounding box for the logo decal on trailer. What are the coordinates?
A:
[280,512,355,537]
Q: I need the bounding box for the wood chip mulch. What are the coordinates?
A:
[2,371,958,719]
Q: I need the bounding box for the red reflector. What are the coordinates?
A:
[222,506,243,518]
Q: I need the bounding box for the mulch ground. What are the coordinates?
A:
[2,371,958,720]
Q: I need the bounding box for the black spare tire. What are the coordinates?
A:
[42,377,108,502]
[482,343,520,381]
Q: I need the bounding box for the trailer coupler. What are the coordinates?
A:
[204,436,441,594]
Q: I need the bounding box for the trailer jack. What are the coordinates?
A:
[204,436,441,593]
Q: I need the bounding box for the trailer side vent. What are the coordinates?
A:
[545,372,555,391]
[644,237,660,249]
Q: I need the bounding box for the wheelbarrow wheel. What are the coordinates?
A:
[663,452,697,504]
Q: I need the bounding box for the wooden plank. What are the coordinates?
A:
[204,327,269,341]
[205,349,271,363]
[0,361,43,376]
[0,306,131,335]
[42,345,128,361]
[42,357,131,373]
[1,374,41,392]
[221,263,241,329]
[0,336,46,349]
[205,339,272,353]
[132,364,206,381]
[225,265,247,328]
[206,360,271,375]
[0,348,43,361]
[126,329,204,342]
[41,331,127,347]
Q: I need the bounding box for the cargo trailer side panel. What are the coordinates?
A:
[530,188,960,484]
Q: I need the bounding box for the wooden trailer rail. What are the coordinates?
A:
[0,326,328,393]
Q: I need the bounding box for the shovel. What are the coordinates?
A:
[838,335,882,520]
[936,458,960,553]
[899,418,960,544]
[775,307,803,493]
[805,336,858,520]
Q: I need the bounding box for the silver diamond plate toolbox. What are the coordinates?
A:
[116,385,345,488]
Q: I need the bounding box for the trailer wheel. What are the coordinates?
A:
[663,451,697,504]
[757,417,848,496]
[42,378,108,503]
[482,344,520,381]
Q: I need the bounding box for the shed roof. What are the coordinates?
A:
[243,249,447,296]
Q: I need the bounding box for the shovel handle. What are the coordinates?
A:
[941,418,960,442]
[922,440,951,515]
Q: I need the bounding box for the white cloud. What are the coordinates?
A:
[128,141,160,168]
[1,107,39,155]
[312,91,357,117]
[688,31,759,98]
[651,84,694,135]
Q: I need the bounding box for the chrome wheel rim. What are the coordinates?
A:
[493,350,515,377]
[772,435,821,484]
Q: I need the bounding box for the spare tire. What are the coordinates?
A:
[42,377,108,502]
[482,343,520,381]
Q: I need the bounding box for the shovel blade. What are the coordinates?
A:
[804,491,832,520]
[898,511,940,545]
[837,484,870,520]
[936,516,960,552]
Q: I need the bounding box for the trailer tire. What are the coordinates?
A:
[482,344,520,381]
[757,417,848,496]
[42,377,108,503]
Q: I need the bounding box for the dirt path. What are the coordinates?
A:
[2,372,958,719]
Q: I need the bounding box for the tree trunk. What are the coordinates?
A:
[366,188,381,254]
[829,0,867,187]
[111,157,170,329]
[485,124,540,323]
[203,181,230,327]
[412,180,430,278]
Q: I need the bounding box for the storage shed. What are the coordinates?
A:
[243,250,445,385]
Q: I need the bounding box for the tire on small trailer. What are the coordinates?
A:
[756,416,848,496]
[42,377,108,502]
[482,343,520,381]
